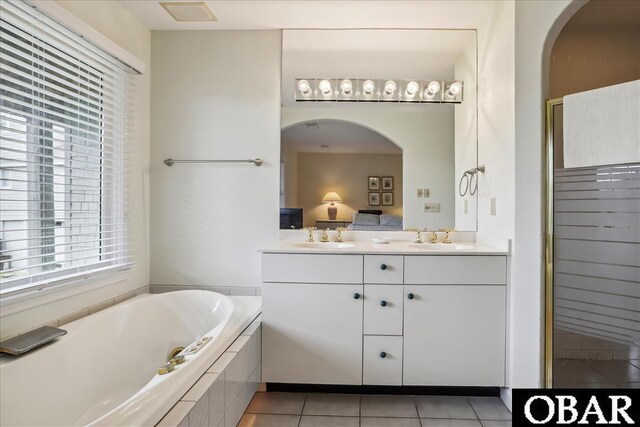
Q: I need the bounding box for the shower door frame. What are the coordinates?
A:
[544,98,563,388]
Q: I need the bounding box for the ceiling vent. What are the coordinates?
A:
[160,2,217,22]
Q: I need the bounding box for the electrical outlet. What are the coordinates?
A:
[417,188,423,197]
[423,188,430,198]
[464,199,468,214]
[424,203,440,213]
[490,197,497,216]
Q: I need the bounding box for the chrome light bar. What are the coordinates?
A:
[295,79,463,103]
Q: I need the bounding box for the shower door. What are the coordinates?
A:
[545,99,640,388]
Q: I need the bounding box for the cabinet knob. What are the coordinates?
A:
[380,264,388,270]
[407,293,414,300]
[380,300,387,307]
[380,352,387,358]
[353,293,361,300]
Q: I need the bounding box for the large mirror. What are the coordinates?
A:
[280,30,478,231]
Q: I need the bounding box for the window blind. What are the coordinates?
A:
[0,0,135,297]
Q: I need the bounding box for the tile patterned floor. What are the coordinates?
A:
[554,359,640,388]
[239,393,511,427]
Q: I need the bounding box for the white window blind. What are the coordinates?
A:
[0,0,135,297]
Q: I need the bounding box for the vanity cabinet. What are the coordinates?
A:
[403,285,506,386]
[262,251,507,388]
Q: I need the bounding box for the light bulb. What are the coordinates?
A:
[425,81,441,97]
[405,81,419,98]
[449,82,461,95]
[340,79,353,96]
[362,80,375,96]
[298,79,312,97]
[318,79,333,97]
[383,80,397,95]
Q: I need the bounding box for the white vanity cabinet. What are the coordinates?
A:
[262,254,364,385]
[261,250,508,388]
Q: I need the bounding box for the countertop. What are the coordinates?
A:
[259,240,508,255]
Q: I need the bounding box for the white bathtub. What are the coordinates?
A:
[0,290,262,426]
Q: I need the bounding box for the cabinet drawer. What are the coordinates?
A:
[363,335,403,385]
[364,255,403,284]
[262,254,363,284]
[404,256,506,285]
[364,285,403,335]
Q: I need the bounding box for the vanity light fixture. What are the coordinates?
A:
[404,80,420,99]
[340,79,353,97]
[383,80,397,99]
[295,78,463,103]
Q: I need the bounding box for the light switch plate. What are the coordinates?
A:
[424,203,440,213]
[423,188,430,198]
[417,188,423,197]
[490,198,497,216]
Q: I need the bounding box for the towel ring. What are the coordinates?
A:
[469,171,478,196]
[459,171,470,197]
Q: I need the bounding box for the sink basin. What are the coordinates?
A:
[409,243,475,251]
[291,242,355,249]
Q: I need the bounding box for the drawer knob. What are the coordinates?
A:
[353,293,361,300]
[380,300,387,307]
[380,264,388,270]
[407,293,415,300]
[380,352,387,358]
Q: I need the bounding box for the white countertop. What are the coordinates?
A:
[260,240,508,255]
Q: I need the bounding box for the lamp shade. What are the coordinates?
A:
[321,191,343,203]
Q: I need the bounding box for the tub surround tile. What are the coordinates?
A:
[183,373,221,402]
[58,308,90,326]
[208,352,235,374]
[229,287,257,296]
[189,393,210,427]
[180,285,205,291]
[238,414,300,427]
[299,415,360,427]
[246,392,307,415]
[89,298,114,315]
[361,417,421,427]
[150,284,178,293]
[157,401,196,427]
[114,291,135,305]
[228,335,250,353]
[361,395,418,418]
[134,285,150,296]
[421,419,482,427]
[205,287,231,295]
[241,323,260,336]
[416,396,477,420]
[302,394,360,416]
[468,398,512,421]
[209,374,226,427]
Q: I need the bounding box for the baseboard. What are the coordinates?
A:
[266,383,500,396]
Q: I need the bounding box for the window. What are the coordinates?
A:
[0,0,135,296]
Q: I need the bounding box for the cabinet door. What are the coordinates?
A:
[403,285,506,386]
[364,284,403,335]
[262,283,363,385]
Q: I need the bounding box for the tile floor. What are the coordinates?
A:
[553,359,640,388]
[239,392,512,427]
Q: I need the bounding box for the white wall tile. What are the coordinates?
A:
[205,287,231,295]
[183,373,220,402]
[150,284,178,293]
[157,401,195,427]
[188,394,209,427]
[209,352,235,374]
[114,291,135,305]
[227,336,250,353]
[209,373,225,427]
[89,298,114,315]
[229,287,256,296]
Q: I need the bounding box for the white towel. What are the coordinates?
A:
[563,80,640,168]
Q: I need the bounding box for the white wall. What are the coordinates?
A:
[282,107,454,229]
[455,39,479,231]
[512,0,584,397]
[150,31,281,287]
[0,1,150,340]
